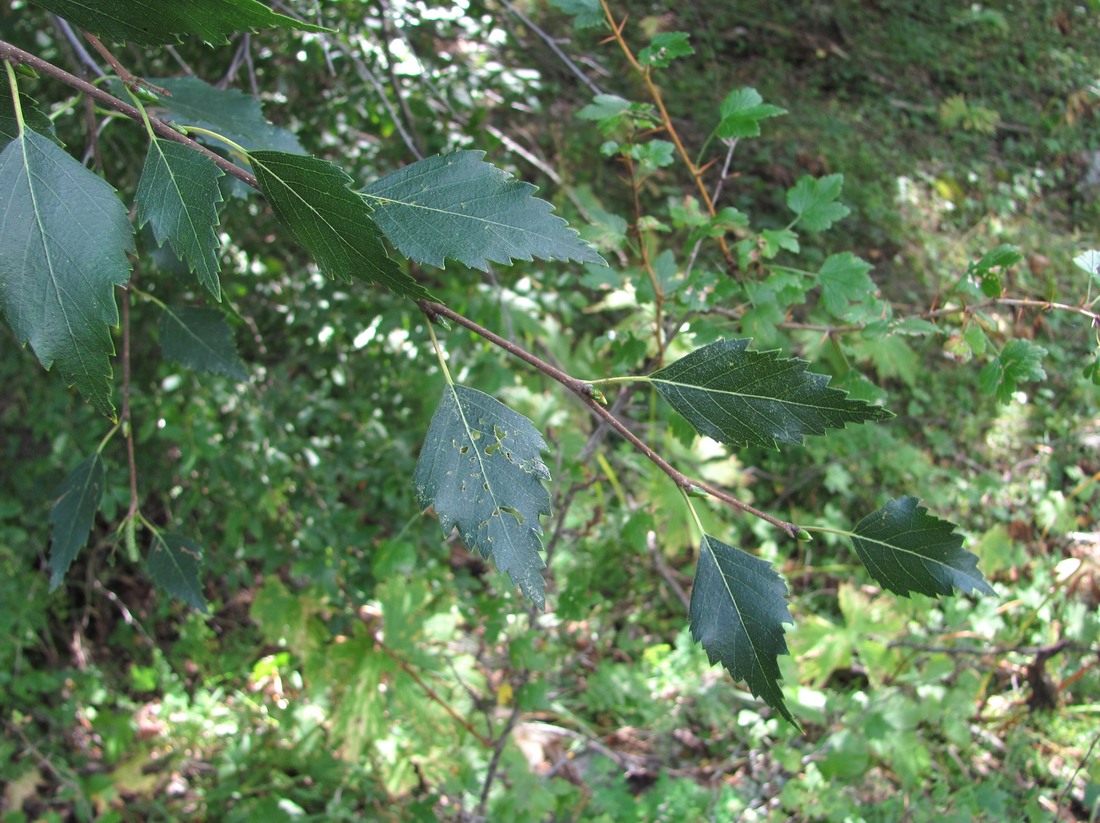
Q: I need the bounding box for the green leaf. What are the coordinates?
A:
[629,140,676,171]
[979,339,1047,403]
[148,534,209,612]
[576,94,632,123]
[249,150,430,300]
[152,77,304,154]
[414,385,552,609]
[1073,250,1100,283]
[0,80,61,151]
[818,252,875,318]
[136,140,224,299]
[639,32,694,68]
[689,535,796,725]
[28,0,327,46]
[362,151,605,271]
[717,87,787,139]
[851,497,996,598]
[547,0,604,29]
[159,307,248,380]
[648,339,892,449]
[0,130,134,418]
[48,454,105,591]
[786,174,850,232]
[760,228,800,258]
[967,244,1022,297]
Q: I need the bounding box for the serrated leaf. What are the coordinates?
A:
[786,174,850,232]
[48,454,105,590]
[159,306,248,380]
[648,339,892,449]
[717,87,787,139]
[547,0,604,28]
[576,94,632,122]
[249,150,430,300]
[29,0,326,46]
[136,140,224,299]
[639,32,694,68]
[414,385,552,609]
[689,535,796,725]
[818,252,875,318]
[151,77,304,154]
[1073,250,1100,283]
[851,497,996,598]
[148,534,209,612]
[362,151,605,271]
[0,80,61,151]
[760,228,800,258]
[0,130,133,418]
[979,339,1047,403]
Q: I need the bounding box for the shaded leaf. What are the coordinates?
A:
[159,306,248,380]
[760,228,799,258]
[0,130,133,418]
[0,80,61,151]
[152,77,304,154]
[786,174,850,232]
[639,32,694,68]
[979,339,1047,403]
[717,87,787,139]
[649,339,892,449]
[48,454,105,590]
[136,140,224,299]
[148,534,209,612]
[818,252,875,319]
[689,535,796,725]
[414,385,551,609]
[547,0,604,29]
[250,150,430,300]
[851,497,996,598]
[362,151,605,270]
[29,0,326,46]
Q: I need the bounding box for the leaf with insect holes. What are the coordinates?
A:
[414,385,552,609]
[148,534,209,612]
[648,339,892,449]
[0,130,133,418]
[136,140,224,299]
[851,497,996,598]
[690,535,796,726]
[787,174,850,232]
[249,150,430,300]
[27,0,326,46]
[48,454,105,590]
[159,306,248,380]
[362,151,605,271]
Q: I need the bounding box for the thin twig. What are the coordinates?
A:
[497,0,603,97]
[50,16,104,78]
[476,669,531,817]
[121,287,139,522]
[82,32,170,96]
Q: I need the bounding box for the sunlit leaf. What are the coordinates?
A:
[250,150,430,300]
[0,130,133,418]
[979,339,1047,403]
[818,252,874,319]
[136,140,224,299]
[787,173,850,232]
[648,339,892,449]
[639,32,694,68]
[148,534,209,612]
[690,535,796,725]
[851,497,996,598]
[363,151,605,270]
[717,87,786,139]
[48,454,105,590]
[414,385,552,609]
[159,306,247,380]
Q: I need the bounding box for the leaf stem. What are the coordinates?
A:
[2,59,24,132]
[181,125,249,157]
[425,321,455,385]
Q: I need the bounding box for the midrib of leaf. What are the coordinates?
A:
[816,524,958,585]
[161,305,225,362]
[705,539,773,679]
[362,191,562,243]
[646,373,832,412]
[252,155,358,255]
[153,140,206,250]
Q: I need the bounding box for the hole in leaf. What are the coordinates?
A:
[498,506,524,525]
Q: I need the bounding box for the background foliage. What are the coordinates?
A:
[2,0,1099,820]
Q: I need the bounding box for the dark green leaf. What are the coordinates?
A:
[979,339,1047,403]
[414,386,552,609]
[152,77,304,154]
[649,339,892,449]
[639,32,694,68]
[148,534,209,612]
[717,87,787,139]
[786,174,850,232]
[689,535,796,725]
[136,140,224,299]
[250,150,430,300]
[818,252,875,319]
[0,80,61,151]
[0,131,133,418]
[29,0,326,46]
[48,454,105,590]
[851,497,996,598]
[362,151,605,271]
[159,307,248,380]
